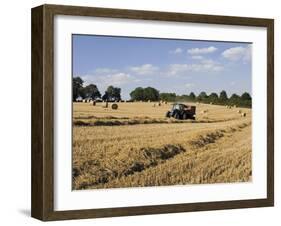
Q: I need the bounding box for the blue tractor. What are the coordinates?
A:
[166,103,196,120]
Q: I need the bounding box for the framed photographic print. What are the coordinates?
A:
[31,4,274,221]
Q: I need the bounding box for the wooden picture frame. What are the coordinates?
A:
[31,4,274,221]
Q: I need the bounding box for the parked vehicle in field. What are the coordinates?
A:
[166,103,196,120]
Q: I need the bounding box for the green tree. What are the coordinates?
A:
[130,87,159,101]
[241,92,251,101]
[112,87,121,101]
[197,91,208,102]
[228,93,240,106]
[102,91,109,101]
[143,87,160,101]
[208,92,219,103]
[219,90,228,103]
[83,84,101,100]
[73,77,84,101]
[189,92,196,100]
[240,92,252,108]
[105,86,122,101]
[130,87,144,101]
[106,86,114,100]
[230,93,240,100]
[159,93,176,102]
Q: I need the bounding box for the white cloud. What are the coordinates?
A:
[170,48,183,54]
[191,55,204,60]
[222,45,251,62]
[168,59,223,76]
[129,64,159,75]
[200,59,224,72]
[80,70,137,88]
[105,73,134,86]
[168,64,191,75]
[80,64,159,89]
[187,46,217,55]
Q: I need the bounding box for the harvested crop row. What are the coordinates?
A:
[72,120,251,189]
[85,123,251,189]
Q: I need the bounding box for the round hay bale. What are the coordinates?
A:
[158,102,161,106]
[210,102,213,105]
[237,110,241,114]
[93,101,96,106]
[152,104,156,107]
[241,112,246,117]
[164,101,167,104]
[111,103,118,110]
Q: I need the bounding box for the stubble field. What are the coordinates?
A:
[72,101,252,190]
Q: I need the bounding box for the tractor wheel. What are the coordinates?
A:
[182,113,188,120]
[174,112,180,120]
[166,111,171,118]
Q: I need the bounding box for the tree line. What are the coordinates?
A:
[73,76,252,108]
[130,87,251,108]
[73,77,121,101]
[174,90,251,108]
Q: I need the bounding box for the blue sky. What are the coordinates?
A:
[73,35,252,100]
